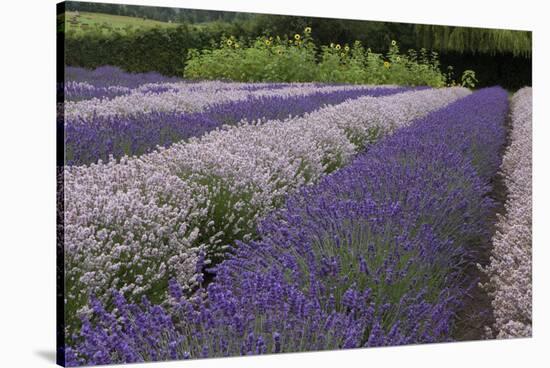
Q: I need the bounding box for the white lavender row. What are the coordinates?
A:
[63,81,133,101]
[63,87,469,333]
[481,87,532,338]
[64,82,395,119]
[63,157,207,334]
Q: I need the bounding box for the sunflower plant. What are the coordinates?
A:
[185,31,471,88]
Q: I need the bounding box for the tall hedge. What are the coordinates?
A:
[64,24,241,76]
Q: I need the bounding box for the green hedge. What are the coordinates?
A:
[64,24,242,76]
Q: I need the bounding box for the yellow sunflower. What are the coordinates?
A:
[304,26,312,34]
[294,34,301,40]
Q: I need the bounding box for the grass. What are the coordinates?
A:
[62,11,179,35]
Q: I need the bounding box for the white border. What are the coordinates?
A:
[1,0,548,367]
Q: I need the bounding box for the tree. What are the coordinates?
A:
[415,25,531,56]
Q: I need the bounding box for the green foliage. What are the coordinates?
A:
[61,8,530,88]
[415,25,532,57]
[185,32,318,82]
[63,11,178,36]
[65,1,255,24]
[63,22,242,76]
[443,66,478,89]
[460,70,478,89]
[185,30,452,87]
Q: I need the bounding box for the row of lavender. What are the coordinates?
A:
[63,80,377,116]
[63,87,470,340]
[62,75,337,102]
[481,87,532,338]
[63,65,402,117]
[65,66,183,89]
[62,66,315,101]
[64,85,410,165]
[65,87,508,366]
[62,66,394,102]
[61,66,182,101]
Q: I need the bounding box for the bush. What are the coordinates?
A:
[185,29,458,87]
[185,33,319,82]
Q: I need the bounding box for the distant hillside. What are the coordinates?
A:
[62,11,179,35]
[65,1,255,24]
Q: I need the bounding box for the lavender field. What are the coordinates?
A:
[59,66,532,366]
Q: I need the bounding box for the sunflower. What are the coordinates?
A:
[391,40,397,46]
[304,26,312,34]
[330,43,335,48]
[226,39,233,46]
[384,61,391,68]
[265,39,271,46]
[335,44,341,50]
[294,34,301,40]
[344,45,350,52]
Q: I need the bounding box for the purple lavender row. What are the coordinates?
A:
[65,66,298,91]
[65,66,182,88]
[65,87,507,365]
[64,86,411,166]
[61,66,183,102]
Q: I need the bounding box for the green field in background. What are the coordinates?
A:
[63,11,179,34]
